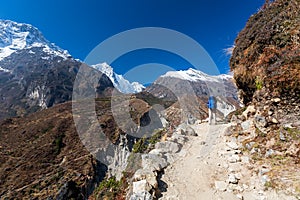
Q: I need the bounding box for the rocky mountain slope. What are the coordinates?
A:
[230,0,300,106]
[0,102,107,199]
[229,0,300,196]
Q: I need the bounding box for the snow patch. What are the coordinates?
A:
[28,86,47,109]
[0,66,10,72]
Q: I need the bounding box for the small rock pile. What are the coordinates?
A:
[213,103,300,200]
[129,123,197,200]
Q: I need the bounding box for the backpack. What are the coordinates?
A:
[207,96,216,109]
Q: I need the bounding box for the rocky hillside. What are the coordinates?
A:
[230,0,300,105]
[0,93,167,199]
[229,0,300,196]
[0,102,107,199]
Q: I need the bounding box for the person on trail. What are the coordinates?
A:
[207,96,217,125]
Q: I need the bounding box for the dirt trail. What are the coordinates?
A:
[160,123,239,200]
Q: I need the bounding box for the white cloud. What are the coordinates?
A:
[224,45,235,56]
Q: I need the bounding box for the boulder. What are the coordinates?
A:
[228,155,241,163]
[270,117,279,124]
[215,181,227,191]
[285,142,299,156]
[185,126,197,136]
[130,191,153,200]
[242,105,256,119]
[265,149,275,157]
[255,115,267,127]
[132,180,152,193]
[177,123,197,136]
[187,115,197,125]
[228,174,238,184]
[134,169,157,188]
[226,141,239,150]
[271,98,281,103]
[241,120,251,131]
[155,141,180,154]
[279,131,286,141]
[254,115,267,128]
[142,154,168,172]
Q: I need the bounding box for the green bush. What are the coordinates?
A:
[132,129,164,153]
[255,76,263,90]
[94,176,124,199]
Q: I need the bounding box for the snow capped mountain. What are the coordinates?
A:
[92,63,145,94]
[0,19,70,62]
[161,68,232,83]
[146,67,239,119]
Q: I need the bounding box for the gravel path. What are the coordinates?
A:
[159,122,298,200]
[160,123,239,200]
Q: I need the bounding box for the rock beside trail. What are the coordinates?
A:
[215,181,228,192]
[130,191,153,200]
[130,124,189,199]
[226,141,239,150]
[133,180,152,194]
[142,154,168,172]
[134,169,157,189]
[177,123,198,136]
[228,174,239,184]
[155,141,180,154]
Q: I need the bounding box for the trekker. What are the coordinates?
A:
[207,96,217,125]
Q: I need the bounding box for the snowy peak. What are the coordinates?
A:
[161,68,232,83]
[0,19,70,61]
[92,63,145,94]
[92,62,114,78]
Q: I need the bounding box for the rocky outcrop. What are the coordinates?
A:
[129,123,192,199]
[229,2,300,196]
[225,109,300,198]
[230,0,300,105]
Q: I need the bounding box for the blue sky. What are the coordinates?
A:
[0,0,264,81]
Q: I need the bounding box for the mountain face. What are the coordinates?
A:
[145,68,240,125]
[147,68,237,99]
[0,20,114,120]
[92,62,145,94]
[0,20,70,61]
